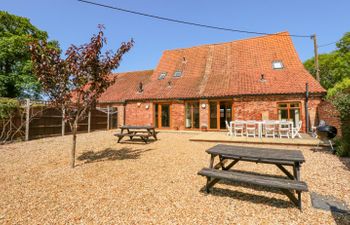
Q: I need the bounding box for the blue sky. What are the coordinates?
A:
[2,0,349,72]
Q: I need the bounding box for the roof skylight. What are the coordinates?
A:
[173,70,182,77]
[272,60,284,69]
[158,72,167,80]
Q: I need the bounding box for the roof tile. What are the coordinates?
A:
[99,32,325,102]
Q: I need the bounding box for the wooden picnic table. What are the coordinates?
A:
[198,144,308,210]
[115,125,158,143]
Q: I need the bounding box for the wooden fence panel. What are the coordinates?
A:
[1,101,117,142]
[29,107,62,139]
[28,107,115,140]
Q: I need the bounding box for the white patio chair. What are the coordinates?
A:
[225,120,233,136]
[246,120,256,138]
[264,121,276,138]
[292,121,302,139]
[233,121,244,137]
[279,122,290,138]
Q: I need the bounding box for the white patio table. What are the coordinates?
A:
[230,120,294,138]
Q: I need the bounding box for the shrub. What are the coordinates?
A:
[0,98,20,119]
[334,137,350,157]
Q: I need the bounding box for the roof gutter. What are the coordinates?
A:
[121,92,326,102]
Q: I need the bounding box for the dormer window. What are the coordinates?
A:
[173,70,182,78]
[137,82,143,93]
[158,72,167,80]
[272,60,284,69]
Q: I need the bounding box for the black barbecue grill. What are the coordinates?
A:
[316,125,337,152]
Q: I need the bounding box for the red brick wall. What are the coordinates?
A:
[122,101,185,129]
[125,102,153,126]
[233,95,322,132]
[200,99,209,130]
[99,94,324,132]
[170,101,185,130]
[317,100,342,136]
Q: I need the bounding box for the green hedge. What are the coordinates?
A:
[327,80,350,157]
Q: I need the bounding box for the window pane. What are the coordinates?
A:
[272,60,284,69]
[278,103,287,108]
[158,72,167,80]
[220,108,224,117]
[290,103,300,108]
[154,104,158,128]
[173,71,182,77]
[193,102,200,128]
[185,103,191,128]
[219,102,232,129]
[278,109,288,120]
[209,102,217,129]
[161,104,170,127]
[226,107,232,122]
[290,108,300,127]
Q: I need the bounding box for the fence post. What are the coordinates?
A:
[25,99,30,141]
[88,110,91,133]
[62,106,65,136]
[107,105,110,130]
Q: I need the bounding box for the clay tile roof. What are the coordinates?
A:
[98,70,153,103]
[101,32,325,102]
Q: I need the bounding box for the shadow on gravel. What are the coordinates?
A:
[77,147,153,163]
[199,187,293,209]
[339,157,350,171]
[331,208,350,225]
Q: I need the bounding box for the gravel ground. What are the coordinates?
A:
[0,131,349,224]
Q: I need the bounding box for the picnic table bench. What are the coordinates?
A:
[114,125,158,144]
[198,144,308,210]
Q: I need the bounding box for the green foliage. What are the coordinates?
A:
[327,78,350,120]
[304,32,350,90]
[304,32,350,157]
[327,77,350,97]
[336,32,350,55]
[0,98,20,119]
[0,11,59,98]
[303,52,350,89]
[334,134,350,157]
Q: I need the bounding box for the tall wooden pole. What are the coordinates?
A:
[61,106,65,136]
[312,34,320,82]
[25,99,30,141]
[107,105,110,130]
[88,110,91,133]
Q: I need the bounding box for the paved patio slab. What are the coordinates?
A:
[310,192,350,214]
[190,132,330,147]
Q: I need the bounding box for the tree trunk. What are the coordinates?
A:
[71,121,78,168]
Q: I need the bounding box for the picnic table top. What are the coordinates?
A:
[120,125,155,130]
[206,144,305,163]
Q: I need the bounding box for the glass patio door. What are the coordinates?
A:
[185,102,199,129]
[209,101,232,130]
[209,102,218,129]
[154,103,171,128]
[220,102,232,129]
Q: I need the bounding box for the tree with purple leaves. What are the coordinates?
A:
[30,25,134,167]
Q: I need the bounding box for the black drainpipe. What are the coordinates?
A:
[305,82,309,133]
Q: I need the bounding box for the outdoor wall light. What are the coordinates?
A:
[201,103,206,109]
[145,104,149,109]
[137,102,141,107]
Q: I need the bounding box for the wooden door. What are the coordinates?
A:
[154,103,171,128]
